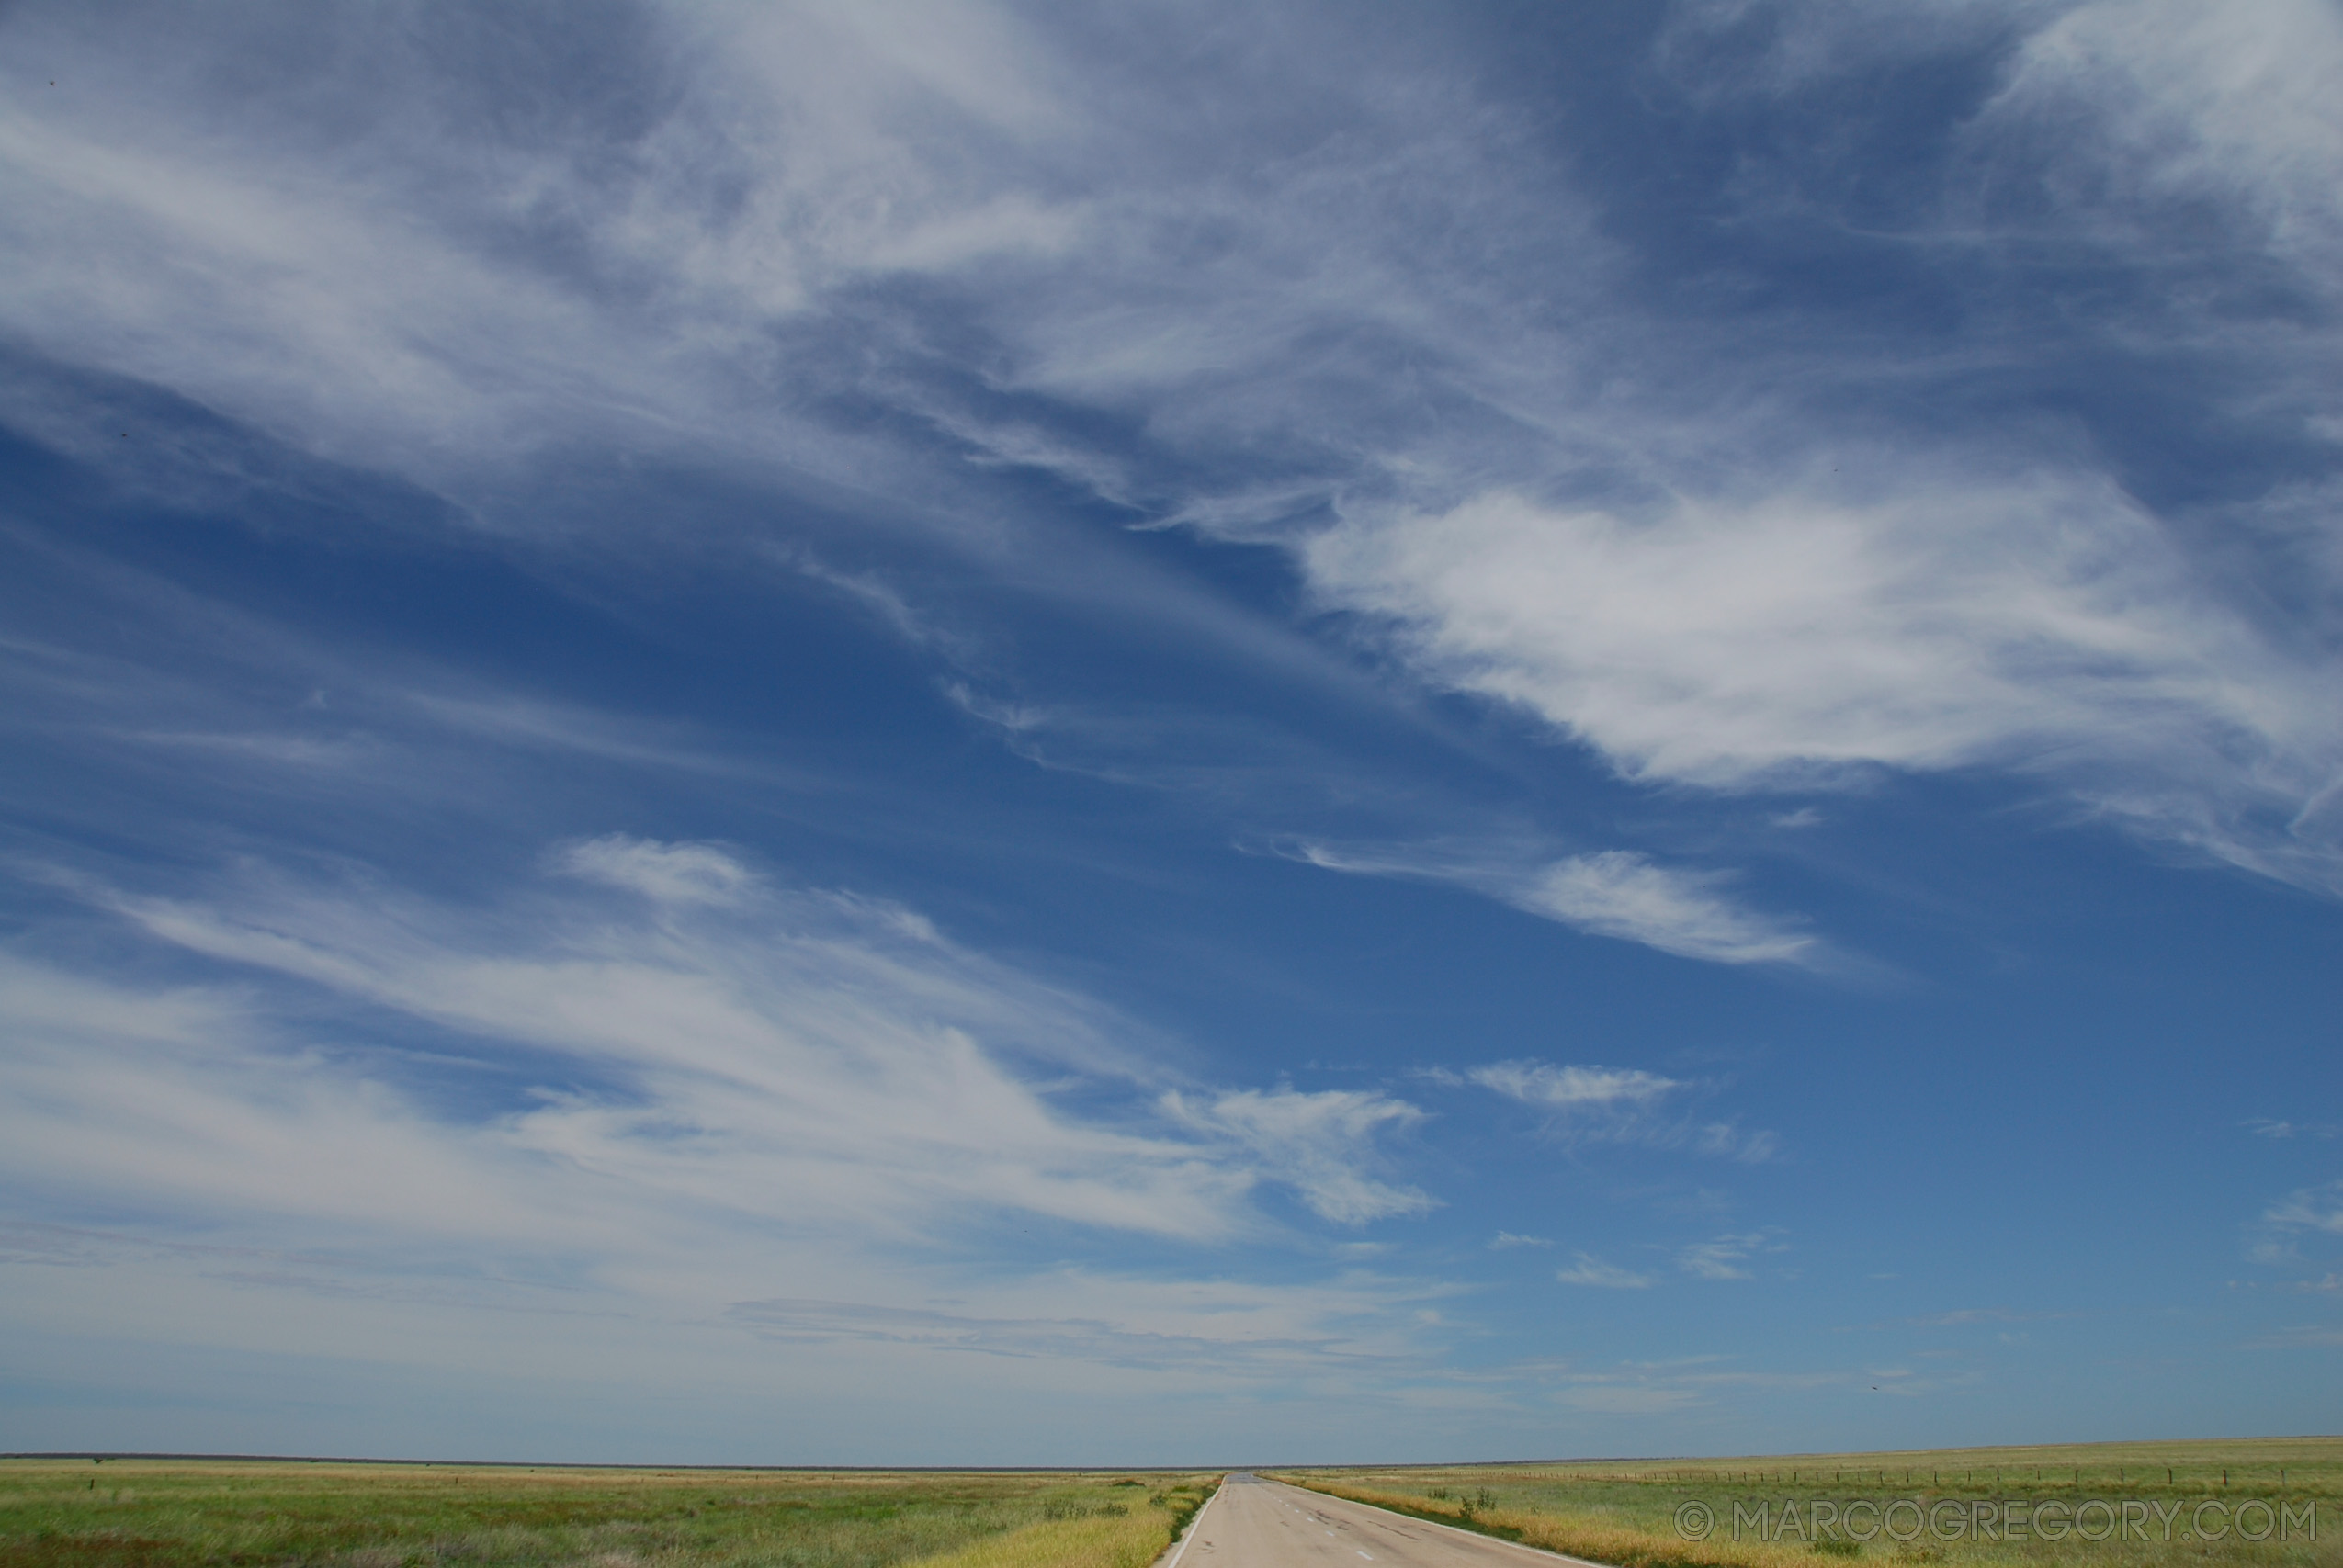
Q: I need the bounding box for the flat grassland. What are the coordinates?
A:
[1278,1438,2342,1568]
[0,1462,1214,1568]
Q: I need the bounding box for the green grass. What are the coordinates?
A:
[0,1461,1217,1568]
[1276,1438,2343,1568]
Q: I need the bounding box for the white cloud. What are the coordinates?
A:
[2265,1181,2343,1236]
[1679,1230,1784,1281]
[1696,1122,1782,1164]
[2247,1325,2343,1349]
[2248,1119,2341,1140]
[556,835,760,907]
[1544,1357,1864,1416]
[1976,0,2343,288]
[1433,1057,1780,1165]
[777,550,970,656]
[1585,0,2343,893]
[1292,841,1821,967]
[1489,1231,1552,1250]
[1518,852,1817,964]
[1164,1087,1433,1225]
[725,1264,1455,1376]
[0,953,560,1245]
[1556,1253,1653,1290]
[1301,483,2340,893]
[1467,1060,1679,1110]
[0,3,1092,488]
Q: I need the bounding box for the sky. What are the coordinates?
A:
[2,0,2340,1467]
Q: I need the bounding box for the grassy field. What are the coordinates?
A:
[0,1461,1215,1568]
[1276,1438,2343,1568]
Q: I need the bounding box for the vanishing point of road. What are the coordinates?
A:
[1172,1475,1609,1568]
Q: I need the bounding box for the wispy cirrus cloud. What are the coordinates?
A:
[557,834,760,907]
[1532,1356,1852,1416]
[1511,852,1820,966]
[1555,1253,1654,1290]
[6,0,2338,912]
[1971,0,2343,292]
[1301,480,2290,790]
[1163,1087,1432,1225]
[0,1,1092,490]
[2245,1325,2343,1349]
[726,1265,1458,1376]
[1462,1060,1680,1110]
[1679,1231,1787,1281]
[1300,479,2343,895]
[0,852,1478,1450]
[1429,1058,1779,1165]
[1288,840,1821,967]
[2263,1180,2343,1237]
[22,843,1427,1247]
[2247,1119,2342,1140]
[0,834,1489,1451]
[1900,1307,2034,1329]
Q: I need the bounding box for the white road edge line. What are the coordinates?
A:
[1161,1481,1225,1568]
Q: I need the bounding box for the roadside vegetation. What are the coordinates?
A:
[0,1461,1216,1568]
[1275,1438,2342,1568]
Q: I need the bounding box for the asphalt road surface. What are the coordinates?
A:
[1173,1475,1607,1568]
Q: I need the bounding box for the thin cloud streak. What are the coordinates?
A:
[1680,1231,1787,1282]
[1464,1061,1679,1110]
[1428,1058,1780,1167]
[1289,840,1823,968]
[1556,1253,1654,1290]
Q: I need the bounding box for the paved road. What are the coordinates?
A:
[1172,1475,1606,1568]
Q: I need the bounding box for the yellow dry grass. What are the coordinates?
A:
[901,1506,1181,1568]
[1280,1440,2343,1568]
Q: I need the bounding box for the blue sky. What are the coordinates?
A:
[2,0,2339,1465]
